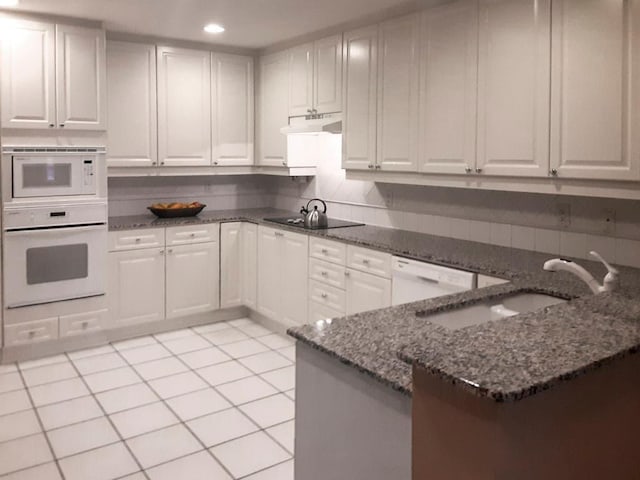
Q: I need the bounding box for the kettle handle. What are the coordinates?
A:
[306,198,327,214]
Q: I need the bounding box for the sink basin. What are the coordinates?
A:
[422,293,567,331]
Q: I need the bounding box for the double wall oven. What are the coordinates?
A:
[2,147,108,309]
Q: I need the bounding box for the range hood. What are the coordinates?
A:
[280,112,342,135]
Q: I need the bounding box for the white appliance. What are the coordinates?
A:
[391,256,476,306]
[2,147,106,205]
[3,204,108,308]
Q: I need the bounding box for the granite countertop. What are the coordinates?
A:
[109,208,640,402]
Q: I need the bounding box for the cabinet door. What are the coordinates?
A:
[106,41,157,167]
[288,43,314,117]
[242,222,258,309]
[157,46,212,166]
[419,1,478,174]
[166,243,219,319]
[108,248,165,326]
[257,226,281,320]
[259,51,289,167]
[220,222,242,308]
[1,19,56,129]
[55,25,106,130]
[550,0,640,180]
[377,14,420,172]
[476,0,550,177]
[314,34,343,114]
[212,54,254,166]
[346,269,391,315]
[342,25,378,170]
[280,231,309,326]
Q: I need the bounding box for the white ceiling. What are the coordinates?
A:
[8,0,414,49]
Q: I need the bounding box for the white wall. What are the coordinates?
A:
[272,135,640,268]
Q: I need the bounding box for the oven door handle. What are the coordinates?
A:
[4,224,106,236]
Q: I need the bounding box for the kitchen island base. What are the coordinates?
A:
[294,342,411,480]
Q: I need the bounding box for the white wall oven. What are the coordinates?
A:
[3,204,107,308]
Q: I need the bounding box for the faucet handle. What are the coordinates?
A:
[590,250,619,292]
[589,251,619,275]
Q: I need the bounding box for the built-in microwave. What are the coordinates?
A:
[1,147,106,204]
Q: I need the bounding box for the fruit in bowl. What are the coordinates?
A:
[148,201,206,218]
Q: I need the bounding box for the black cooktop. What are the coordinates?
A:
[264,216,364,230]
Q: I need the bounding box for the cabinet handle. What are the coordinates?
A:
[49,124,55,128]
[81,321,89,329]
[465,167,473,174]
[275,232,284,237]
[161,161,165,166]
[168,249,173,254]
[214,161,219,165]
[321,248,328,254]
[344,271,351,277]
[321,293,328,299]
[160,250,164,254]
[321,271,328,277]
[135,238,141,243]
[59,124,65,128]
[475,168,483,174]
[28,330,36,338]
[550,169,558,177]
[368,164,373,169]
[152,161,157,166]
[362,259,370,265]
[282,161,287,166]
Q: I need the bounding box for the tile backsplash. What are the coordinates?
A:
[270,135,640,268]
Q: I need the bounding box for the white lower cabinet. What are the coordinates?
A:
[108,247,165,326]
[220,222,243,308]
[59,309,108,338]
[4,318,58,347]
[242,223,258,309]
[345,268,392,316]
[309,301,345,323]
[108,225,220,327]
[257,226,309,326]
[166,243,219,319]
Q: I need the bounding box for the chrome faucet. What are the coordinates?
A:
[543,251,619,294]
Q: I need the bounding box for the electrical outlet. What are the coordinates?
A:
[557,203,571,229]
[600,208,616,236]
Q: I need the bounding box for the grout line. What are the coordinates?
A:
[12,366,67,480]
[62,351,151,480]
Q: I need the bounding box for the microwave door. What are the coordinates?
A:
[3,225,107,308]
[13,156,85,198]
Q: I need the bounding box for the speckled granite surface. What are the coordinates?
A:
[110,208,640,402]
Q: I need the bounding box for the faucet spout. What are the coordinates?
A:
[543,251,619,294]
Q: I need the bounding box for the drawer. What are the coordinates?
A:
[309,279,346,313]
[109,228,165,252]
[59,309,108,338]
[347,245,392,279]
[4,318,58,347]
[309,237,346,265]
[308,300,345,324]
[309,258,346,290]
[166,223,219,246]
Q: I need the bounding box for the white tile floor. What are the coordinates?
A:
[0,318,296,479]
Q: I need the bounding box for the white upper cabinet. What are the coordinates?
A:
[476,0,551,177]
[377,14,420,172]
[342,25,378,171]
[157,46,212,166]
[258,51,289,166]
[1,19,56,129]
[56,24,106,130]
[287,35,343,117]
[212,53,254,166]
[1,20,105,130]
[550,0,640,180]
[419,1,479,174]
[313,34,343,114]
[288,43,314,117]
[106,41,157,167]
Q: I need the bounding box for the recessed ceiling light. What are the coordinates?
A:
[0,0,19,7]
[204,23,225,34]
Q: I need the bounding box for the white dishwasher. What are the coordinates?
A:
[391,256,476,306]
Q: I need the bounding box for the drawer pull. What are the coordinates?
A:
[321,293,328,299]
[190,233,196,237]
[81,321,89,329]
[135,238,141,243]
[321,271,328,277]
[345,271,351,277]
[28,330,36,338]
[321,248,328,254]
[362,259,371,265]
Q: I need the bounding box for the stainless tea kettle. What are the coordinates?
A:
[300,198,328,228]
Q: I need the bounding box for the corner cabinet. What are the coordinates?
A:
[157,46,212,167]
[212,54,254,166]
[1,19,106,130]
[550,0,640,180]
[106,41,158,167]
[257,226,308,327]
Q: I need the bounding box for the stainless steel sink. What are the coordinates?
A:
[422,293,567,330]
